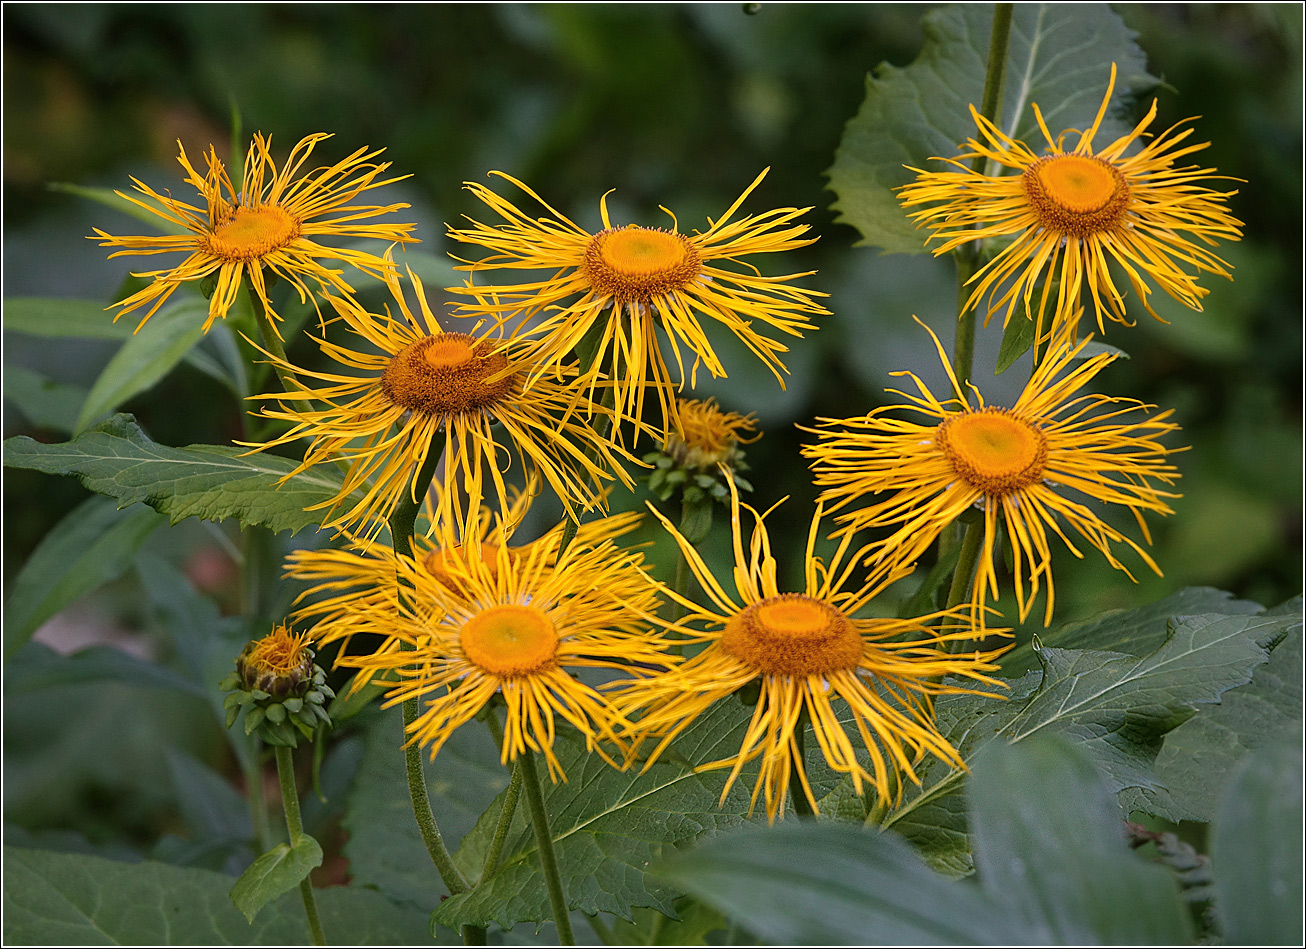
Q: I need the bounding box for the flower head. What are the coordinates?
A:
[802,319,1184,627]
[334,523,671,780]
[898,64,1242,338]
[618,478,1006,822]
[244,265,637,542]
[221,625,334,747]
[646,397,760,508]
[446,169,828,435]
[94,132,417,333]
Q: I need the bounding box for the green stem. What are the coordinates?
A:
[945,519,984,613]
[245,748,271,853]
[388,445,443,557]
[243,279,307,403]
[274,746,326,946]
[520,750,575,945]
[789,713,815,818]
[556,313,618,565]
[402,700,471,894]
[479,707,523,884]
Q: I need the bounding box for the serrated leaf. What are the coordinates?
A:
[970,737,1192,944]
[229,834,323,923]
[3,366,88,434]
[827,4,1153,252]
[75,299,210,431]
[1,845,434,945]
[2,495,163,660]
[653,821,1024,945]
[341,706,509,909]
[886,610,1293,873]
[1154,621,1303,821]
[1211,741,1304,945]
[1002,586,1265,675]
[3,413,355,535]
[2,297,133,340]
[433,699,760,930]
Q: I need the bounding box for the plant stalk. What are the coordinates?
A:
[519,749,575,945]
[274,745,326,946]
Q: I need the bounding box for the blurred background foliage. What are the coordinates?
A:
[3,3,1301,865]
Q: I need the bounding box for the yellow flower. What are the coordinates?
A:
[244,266,637,542]
[898,64,1243,338]
[446,169,828,434]
[665,397,760,471]
[237,624,315,696]
[337,525,672,780]
[93,132,417,333]
[617,477,1007,822]
[285,480,644,691]
[802,320,1183,627]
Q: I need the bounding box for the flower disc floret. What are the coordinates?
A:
[200,205,303,261]
[583,226,702,302]
[381,334,518,416]
[721,594,862,677]
[460,605,559,677]
[936,408,1049,495]
[1023,155,1130,237]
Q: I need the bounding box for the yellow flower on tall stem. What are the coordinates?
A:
[446,169,828,435]
[802,319,1184,627]
[898,63,1243,339]
[337,526,671,781]
[244,266,637,543]
[617,477,1007,822]
[285,480,644,691]
[93,132,417,333]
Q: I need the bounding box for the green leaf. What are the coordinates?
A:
[1002,586,1265,675]
[994,309,1035,374]
[888,610,1293,873]
[827,4,1153,252]
[3,413,357,535]
[165,749,254,845]
[1,297,132,340]
[654,822,1024,945]
[1155,620,1303,821]
[341,706,510,909]
[433,699,760,930]
[970,737,1192,944]
[3,366,88,434]
[3,641,206,698]
[1211,742,1304,945]
[229,834,323,923]
[75,299,210,431]
[1,845,434,945]
[607,898,729,946]
[2,495,163,660]
[50,181,190,232]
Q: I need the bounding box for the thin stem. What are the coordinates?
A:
[556,311,617,565]
[274,745,326,946]
[245,748,270,853]
[243,279,308,403]
[520,750,575,945]
[945,520,984,613]
[480,707,523,883]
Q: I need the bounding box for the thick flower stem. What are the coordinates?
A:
[520,750,575,945]
[274,745,326,946]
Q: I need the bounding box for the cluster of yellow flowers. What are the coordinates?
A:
[97,65,1239,821]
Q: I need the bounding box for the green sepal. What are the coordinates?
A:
[265,703,287,724]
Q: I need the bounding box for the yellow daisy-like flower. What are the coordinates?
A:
[898,63,1243,338]
[617,477,1007,822]
[93,132,417,333]
[339,525,672,780]
[665,397,760,471]
[802,320,1183,627]
[446,169,828,434]
[245,265,637,542]
[236,624,315,695]
[285,480,644,691]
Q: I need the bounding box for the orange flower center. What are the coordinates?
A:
[720,594,862,677]
[423,542,506,592]
[202,205,301,261]
[1022,154,1130,238]
[381,334,518,416]
[246,625,312,677]
[583,226,702,304]
[936,408,1048,496]
[460,604,558,678]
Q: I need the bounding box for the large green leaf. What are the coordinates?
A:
[886,610,1293,874]
[2,297,133,340]
[3,366,88,434]
[827,3,1154,252]
[1154,622,1303,821]
[340,705,509,909]
[3,641,205,699]
[432,698,759,930]
[1,846,433,945]
[75,299,210,431]
[3,413,354,535]
[1210,742,1304,946]
[2,494,164,659]
[50,182,191,232]
[1002,586,1265,675]
[969,737,1192,944]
